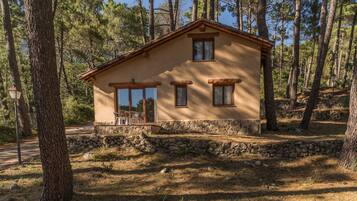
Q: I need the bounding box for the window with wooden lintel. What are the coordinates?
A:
[208,79,241,107]
[213,84,234,106]
[192,38,214,61]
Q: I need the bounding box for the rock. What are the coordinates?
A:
[160,168,170,174]
[255,161,262,166]
[83,152,94,161]
[9,183,20,191]
[263,163,269,167]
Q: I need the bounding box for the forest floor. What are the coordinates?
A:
[1,120,356,201]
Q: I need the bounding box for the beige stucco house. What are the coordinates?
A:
[80,20,272,135]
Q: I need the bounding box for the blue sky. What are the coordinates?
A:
[117,0,235,26]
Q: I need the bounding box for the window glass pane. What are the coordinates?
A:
[193,41,203,61]
[176,86,187,106]
[214,86,223,105]
[224,85,233,105]
[118,89,129,111]
[204,40,213,60]
[145,88,157,122]
[131,89,145,123]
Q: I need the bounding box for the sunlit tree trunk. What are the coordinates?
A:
[301,0,337,129]
[289,0,301,109]
[24,0,73,200]
[168,0,175,31]
[137,0,147,43]
[0,0,32,136]
[339,40,357,169]
[192,0,198,21]
[257,0,278,131]
[342,9,356,88]
[331,2,344,87]
[149,0,155,40]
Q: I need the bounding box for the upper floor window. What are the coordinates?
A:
[193,38,214,61]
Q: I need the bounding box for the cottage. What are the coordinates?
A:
[80,20,272,135]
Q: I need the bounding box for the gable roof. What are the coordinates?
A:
[80,19,273,81]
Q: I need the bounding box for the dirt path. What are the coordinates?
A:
[0,126,93,170]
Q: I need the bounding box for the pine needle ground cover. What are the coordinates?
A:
[1,144,356,201]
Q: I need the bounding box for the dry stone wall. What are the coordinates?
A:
[67,134,342,158]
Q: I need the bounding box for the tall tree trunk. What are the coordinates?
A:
[304,40,316,90]
[209,0,215,20]
[149,0,155,40]
[174,0,179,27]
[168,0,175,31]
[192,0,198,21]
[215,0,219,22]
[235,0,240,29]
[202,0,207,19]
[257,0,278,131]
[24,0,73,200]
[137,0,147,43]
[0,69,10,122]
[0,0,32,137]
[342,9,357,88]
[300,0,337,129]
[331,2,344,86]
[339,37,357,169]
[57,22,72,96]
[247,0,252,33]
[239,0,243,31]
[289,0,301,109]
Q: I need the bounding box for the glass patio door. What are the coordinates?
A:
[116,87,157,124]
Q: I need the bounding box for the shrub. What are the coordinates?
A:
[0,126,16,144]
[63,97,93,126]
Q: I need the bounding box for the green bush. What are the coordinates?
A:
[63,97,93,126]
[0,126,16,145]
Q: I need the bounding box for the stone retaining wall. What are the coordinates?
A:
[158,120,261,135]
[67,134,342,158]
[94,124,161,135]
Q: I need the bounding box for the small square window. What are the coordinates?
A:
[175,85,187,106]
[193,39,214,61]
[213,85,234,106]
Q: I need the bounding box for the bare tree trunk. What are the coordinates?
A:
[137,0,147,43]
[331,2,344,86]
[235,0,240,29]
[149,0,155,40]
[215,0,219,22]
[192,0,198,21]
[0,69,10,122]
[202,0,207,19]
[57,22,73,96]
[247,0,252,33]
[342,9,357,88]
[289,0,301,109]
[339,38,357,169]
[257,0,278,131]
[337,39,345,79]
[24,0,73,200]
[174,0,179,28]
[301,0,337,129]
[304,40,315,90]
[209,0,215,20]
[0,0,32,136]
[168,0,175,31]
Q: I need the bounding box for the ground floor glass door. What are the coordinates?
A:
[117,87,157,124]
